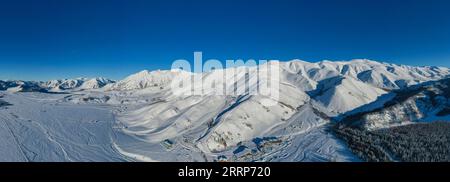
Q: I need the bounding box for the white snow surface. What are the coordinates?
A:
[0,59,449,161]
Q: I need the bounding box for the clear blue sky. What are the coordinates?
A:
[0,0,449,81]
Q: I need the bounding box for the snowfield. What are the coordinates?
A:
[0,90,355,162]
[0,92,125,161]
[0,59,449,162]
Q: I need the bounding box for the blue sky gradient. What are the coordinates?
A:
[0,0,449,80]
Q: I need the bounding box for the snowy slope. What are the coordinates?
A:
[339,78,450,130]
[107,70,189,91]
[310,76,387,114]
[79,77,115,90]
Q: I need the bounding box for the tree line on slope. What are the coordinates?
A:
[333,122,450,162]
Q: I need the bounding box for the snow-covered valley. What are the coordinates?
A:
[0,59,449,162]
[0,92,124,161]
[0,91,358,162]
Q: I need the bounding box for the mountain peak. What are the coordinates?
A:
[137,70,151,75]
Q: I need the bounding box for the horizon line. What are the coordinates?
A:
[1,58,449,82]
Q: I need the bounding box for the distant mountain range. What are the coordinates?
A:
[2,59,448,94]
[0,77,115,92]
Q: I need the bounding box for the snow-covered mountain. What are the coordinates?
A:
[55,78,87,90]
[338,78,450,130]
[0,77,115,92]
[307,76,387,113]
[0,59,449,162]
[105,59,449,114]
[106,70,188,91]
[0,80,18,90]
[79,77,115,90]
[106,59,449,158]
[285,59,448,88]
[44,77,114,91]
[0,80,47,92]
[106,60,450,93]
